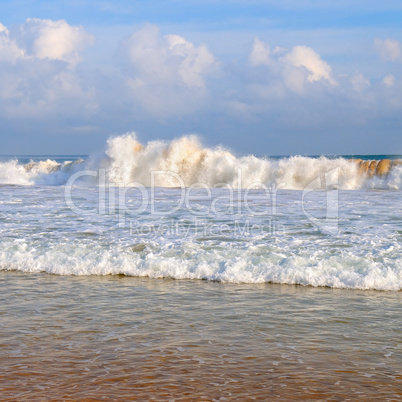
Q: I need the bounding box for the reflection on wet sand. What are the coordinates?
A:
[0,273,401,400]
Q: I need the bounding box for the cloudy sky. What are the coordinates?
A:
[1,0,401,156]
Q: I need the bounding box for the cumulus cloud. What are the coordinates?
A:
[2,70,97,119]
[2,17,402,155]
[248,38,335,95]
[0,19,96,118]
[125,24,216,89]
[249,38,270,66]
[282,45,335,85]
[374,38,402,61]
[21,18,94,66]
[166,34,215,88]
[122,24,217,116]
[0,23,25,62]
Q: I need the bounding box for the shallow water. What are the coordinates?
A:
[1,186,401,290]
[0,141,401,399]
[0,272,400,400]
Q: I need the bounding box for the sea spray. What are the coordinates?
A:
[0,132,401,189]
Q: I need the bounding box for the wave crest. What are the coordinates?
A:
[0,133,401,190]
[103,133,400,190]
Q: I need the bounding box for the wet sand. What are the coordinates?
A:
[0,273,401,400]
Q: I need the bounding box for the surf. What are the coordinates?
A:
[0,132,401,190]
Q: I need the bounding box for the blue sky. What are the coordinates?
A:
[0,0,401,155]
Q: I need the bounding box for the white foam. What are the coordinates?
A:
[0,159,35,185]
[0,183,401,291]
[102,133,400,190]
[0,134,401,290]
[0,158,84,186]
[1,235,400,290]
[0,133,400,190]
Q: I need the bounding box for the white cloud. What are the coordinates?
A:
[1,16,402,155]
[166,34,215,88]
[374,38,402,61]
[248,39,336,95]
[22,18,94,66]
[282,45,335,85]
[123,24,217,116]
[2,70,97,119]
[0,23,25,62]
[126,24,170,82]
[281,66,306,94]
[383,74,395,87]
[0,20,97,118]
[249,38,270,66]
[126,24,216,89]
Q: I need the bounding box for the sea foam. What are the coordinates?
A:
[1,133,400,190]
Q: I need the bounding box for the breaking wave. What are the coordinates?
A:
[0,133,401,190]
[0,158,84,186]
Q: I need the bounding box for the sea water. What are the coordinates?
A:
[0,134,401,399]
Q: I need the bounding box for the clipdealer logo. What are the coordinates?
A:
[64,167,340,236]
[64,169,281,216]
[302,168,339,235]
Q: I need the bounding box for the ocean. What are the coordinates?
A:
[0,134,401,400]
